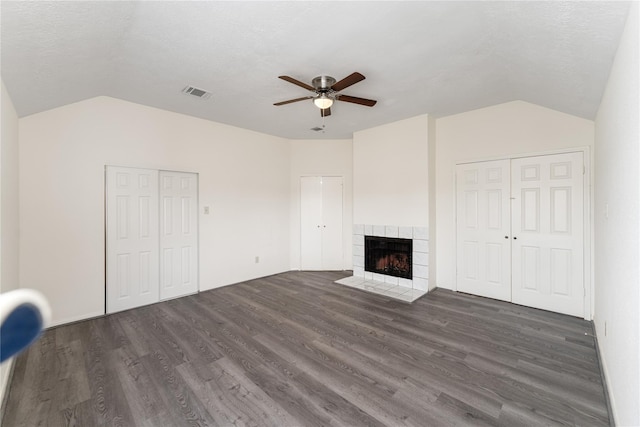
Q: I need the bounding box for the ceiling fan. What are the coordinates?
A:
[274,72,377,117]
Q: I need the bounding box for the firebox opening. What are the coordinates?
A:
[364,236,412,280]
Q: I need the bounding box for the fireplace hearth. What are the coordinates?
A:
[365,236,412,280]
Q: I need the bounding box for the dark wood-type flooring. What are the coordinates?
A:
[2,271,610,426]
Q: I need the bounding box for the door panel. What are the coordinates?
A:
[456,160,511,301]
[511,152,584,317]
[320,177,344,270]
[159,171,199,300]
[106,166,159,313]
[300,177,323,270]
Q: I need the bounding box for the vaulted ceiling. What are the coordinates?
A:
[1,1,630,139]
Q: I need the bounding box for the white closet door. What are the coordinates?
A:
[300,176,344,270]
[511,152,584,317]
[456,160,512,301]
[320,177,344,270]
[159,171,199,300]
[106,167,159,313]
[300,177,323,270]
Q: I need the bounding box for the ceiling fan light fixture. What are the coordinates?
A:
[313,94,333,109]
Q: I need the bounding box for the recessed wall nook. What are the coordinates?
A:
[335,224,429,302]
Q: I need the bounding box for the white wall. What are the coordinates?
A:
[1,81,20,296]
[353,114,430,227]
[289,139,353,270]
[1,80,20,409]
[434,101,594,291]
[593,2,639,425]
[428,115,437,289]
[19,96,291,326]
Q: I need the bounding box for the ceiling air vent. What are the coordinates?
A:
[310,126,324,132]
[182,86,212,100]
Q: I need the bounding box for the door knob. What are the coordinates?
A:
[504,236,509,239]
[513,236,517,240]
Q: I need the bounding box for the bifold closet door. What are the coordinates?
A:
[159,171,199,300]
[106,167,160,313]
[456,160,512,301]
[300,176,344,270]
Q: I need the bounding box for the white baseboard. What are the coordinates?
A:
[593,322,617,426]
[48,310,105,329]
[0,358,16,421]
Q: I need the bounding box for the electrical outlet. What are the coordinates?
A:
[255,256,260,264]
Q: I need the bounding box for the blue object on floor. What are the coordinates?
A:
[0,289,51,363]
[0,303,44,362]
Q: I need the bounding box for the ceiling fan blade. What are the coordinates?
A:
[278,76,315,91]
[320,107,331,117]
[274,96,313,106]
[331,72,365,92]
[337,95,377,107]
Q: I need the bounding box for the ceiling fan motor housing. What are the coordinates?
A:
[312,76,336,92]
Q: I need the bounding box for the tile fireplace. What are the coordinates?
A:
[335,224,429,302]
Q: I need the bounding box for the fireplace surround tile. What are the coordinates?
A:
[399,226,413,239]
[334,276,428,303]
[373,225,385,237]
[413,277,429,291]
[384,275,399,286]
[385,226,399,238]
[399,278,413,288]
[340,276,366,286]
[353,255,364,267]
[413,265,429,279]
[372,272,386,283]
[413,227,429,240]
[413,252,428,266]
[381,287,409,297]
[354,245,364,256]
[364,224,373,235]
[414,239,429,253]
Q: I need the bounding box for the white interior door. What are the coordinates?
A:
[300,176,344,270]
[511,152,584,317]
[300,177,323,270]
[106,167,159,313]
[159,171,199,300]
[456,160,512,301]
[320,177,344,270]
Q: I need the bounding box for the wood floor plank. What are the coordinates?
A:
[2,271,611,426]
[139,350,217,426]
[82,323,136,427]
[111,345,170,423]
[53,339,91,410]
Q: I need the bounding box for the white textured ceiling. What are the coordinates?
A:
[1,1,630,139]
